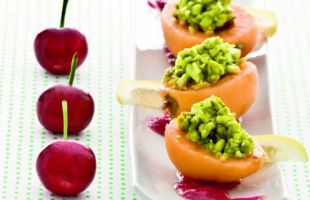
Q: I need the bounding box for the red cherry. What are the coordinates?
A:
[37,100,96,196]
[34,28,88,75]
[36,140,96,196]
[34,0,88,75]
[37,85,94,134]
[37,54,94,134]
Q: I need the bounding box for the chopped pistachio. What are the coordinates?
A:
[163,37,241,90]
[177,96,254,159]
[174,0,234,33]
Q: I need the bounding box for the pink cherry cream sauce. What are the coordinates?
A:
[146,0,176,66]
[175,172,263,200]
[146,114,171,136]
[146,116,264,200]
[147,0,167,11]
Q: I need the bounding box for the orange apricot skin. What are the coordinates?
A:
[161,2,258,57]
[160,62,258,118]
[165,120,266,183]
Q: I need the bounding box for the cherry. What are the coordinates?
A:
[37,101,96,196]
[34,0,88,75]
[37,54,94,134]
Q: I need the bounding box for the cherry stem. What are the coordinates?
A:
[62,100,68,140]
[68,53,78,86]
[60,0,69,28]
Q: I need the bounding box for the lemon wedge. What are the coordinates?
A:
[246,7,278,37]
[116,80,163,109]
[253,135,308,163]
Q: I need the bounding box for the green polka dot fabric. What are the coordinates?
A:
[0,0,134,199]
[267,0,310,199]
[0,0,308,199]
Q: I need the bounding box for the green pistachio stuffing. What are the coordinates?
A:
[174,0,234,33]
[163,37,241,90]
[176,96,254,159]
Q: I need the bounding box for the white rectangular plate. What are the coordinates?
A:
[130,0,286,199]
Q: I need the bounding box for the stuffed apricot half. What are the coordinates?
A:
[161,0,261,56]
[165,96,266,182]
[117,37,258,118]
[161,37,258,117]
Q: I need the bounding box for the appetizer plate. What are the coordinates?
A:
[130,0,286,199]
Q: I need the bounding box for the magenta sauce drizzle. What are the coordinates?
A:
[175,173,264,200]
[147,0,157,9]
[146,114,171,136]
[147,0,167,11]
[146,0,175,66]
[164,44,176,66]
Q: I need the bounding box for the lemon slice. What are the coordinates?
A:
[253,135,308,163]
[246,7,278,37]
[116,80,163,109]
